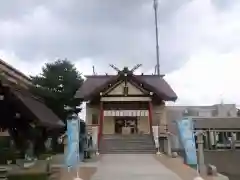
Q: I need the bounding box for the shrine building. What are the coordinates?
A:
[75,65,177,151]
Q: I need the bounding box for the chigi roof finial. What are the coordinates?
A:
[109,64,142,75]
[109,64,120,73]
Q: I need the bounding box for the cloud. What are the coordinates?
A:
[166,50,240,105]
[0,50,47,76]
[163,0,240,105]
[0,0,219,73]
[0,0,159,72]
[1,0,240,108]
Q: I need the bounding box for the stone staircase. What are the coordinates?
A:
[99,134,156,154]
[0,167,8,180]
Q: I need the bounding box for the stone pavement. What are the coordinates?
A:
[90,154,183,180]
[50,154,99,180]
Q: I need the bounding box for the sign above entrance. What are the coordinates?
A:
[104,110,149,117]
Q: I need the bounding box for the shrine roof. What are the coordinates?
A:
[1,80,64,128]
[75,74,177,101]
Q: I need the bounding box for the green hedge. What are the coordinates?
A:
[9,174,47,180]
[0,136,11,148]
[0,146,23,164]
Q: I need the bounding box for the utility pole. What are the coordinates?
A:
[153,0,160,76]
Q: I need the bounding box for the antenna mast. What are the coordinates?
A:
[153,0,160,76]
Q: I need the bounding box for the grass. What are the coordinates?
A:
[9,173,48,180]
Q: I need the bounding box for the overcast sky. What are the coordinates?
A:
[1,0,240,107]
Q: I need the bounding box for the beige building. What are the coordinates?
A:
[75,66,177,148]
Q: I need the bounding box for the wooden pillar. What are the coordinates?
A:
[98,102,104,149]
[148,101,153,134]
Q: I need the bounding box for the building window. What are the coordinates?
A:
[92,114,98,125]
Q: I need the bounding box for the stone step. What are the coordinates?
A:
[102,137,153,141]
[100,150,156,154]
[101,147,155,150]
[100,149,156,152]
[100,152,155,154]
[101,142,154,146]
[0,167,8,180]
[101,145,155,149]
[101,135,154,139]
[104,148,156,151]
[100,134,155,154]
[101,139,154,142]
[101,144,154,148]
[101,143,154,147]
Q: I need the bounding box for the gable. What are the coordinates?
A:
[105,81,146,96]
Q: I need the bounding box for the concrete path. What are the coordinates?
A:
[91,154,183,180]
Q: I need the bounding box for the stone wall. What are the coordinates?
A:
[203,150,240,177]
[173,149,239,179]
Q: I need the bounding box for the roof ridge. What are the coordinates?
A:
[85,74,165,78]
[76,73,177,101]
[0,59,31,81]
[0,78,45,104]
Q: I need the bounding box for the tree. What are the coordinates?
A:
[30,59,83,124]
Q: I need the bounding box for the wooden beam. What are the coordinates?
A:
[101,96,151,102]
